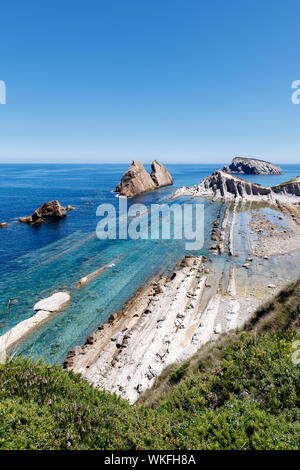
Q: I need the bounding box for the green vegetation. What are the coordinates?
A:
[0,280,300,450]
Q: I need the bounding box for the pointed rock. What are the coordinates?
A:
[150,160,173,187]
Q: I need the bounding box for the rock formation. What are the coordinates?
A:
[19,200,67,225]
[173,170,300,203]
[223,157,282,175]
[115,160,173,197]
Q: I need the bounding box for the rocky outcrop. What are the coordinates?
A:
[223,157,282,175]
[115,161,156,197]
[173,170,300,203]
[150,160,173,187]
[115,160,173,197]
[19,200,67,225]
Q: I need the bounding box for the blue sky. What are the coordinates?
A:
[0,0,299,164]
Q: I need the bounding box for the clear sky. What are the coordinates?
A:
[0,0,299,164]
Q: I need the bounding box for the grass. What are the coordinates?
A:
[0,280,299,450]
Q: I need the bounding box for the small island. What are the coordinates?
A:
[115,160,173,197]
[223,156,282,175]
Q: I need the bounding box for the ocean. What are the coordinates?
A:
[0,163,299,364]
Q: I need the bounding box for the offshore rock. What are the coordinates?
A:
[115,160,173,197]
[223,157,282,175]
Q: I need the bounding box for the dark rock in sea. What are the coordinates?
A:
[115,160,173,197]
[223,157,282,175]
[66,205,75,211]
[0,222,8,227]
[150,160,173,187]
[19,200,67,225]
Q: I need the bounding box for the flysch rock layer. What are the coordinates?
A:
[0,292,71,352]
[223,157,282,175]
[173,170,300,203]
[115,160,173,197]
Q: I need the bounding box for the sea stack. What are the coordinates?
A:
[19,200,67,225]
[150,160,173,187]
[223,157,282,175]
[115,160,173,197]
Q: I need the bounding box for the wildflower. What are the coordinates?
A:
[66,442,71,447]
[48,400,52,405]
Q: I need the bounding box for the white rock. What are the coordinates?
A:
[214,323,222,334]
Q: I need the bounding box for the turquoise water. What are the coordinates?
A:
[0,163,299,364]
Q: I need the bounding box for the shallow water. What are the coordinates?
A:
[0,163,299,364]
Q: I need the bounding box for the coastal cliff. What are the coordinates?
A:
[173,170,300,203]
[115,160,173,197]
[223,157,282,175]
